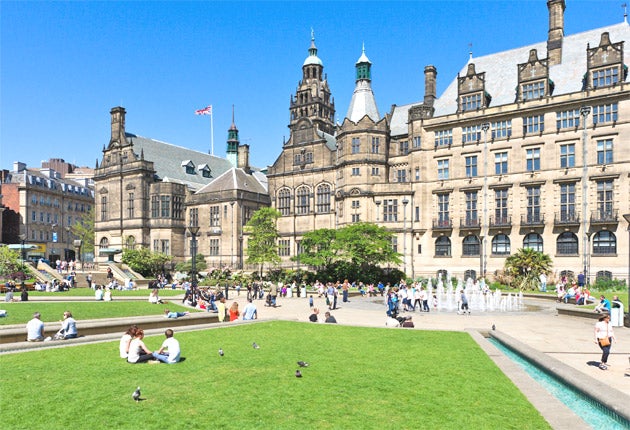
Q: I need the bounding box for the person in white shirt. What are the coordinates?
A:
[242,299,258,320]
[26,312,45,341]
[152,329,181,364]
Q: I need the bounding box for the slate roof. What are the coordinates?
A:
[346,80,381,123]
[195,167,268,195]
[125,132,234,191]
[390,21,630,136]
[316,129,338,151]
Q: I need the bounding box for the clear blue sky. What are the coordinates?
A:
[1,1,626,171]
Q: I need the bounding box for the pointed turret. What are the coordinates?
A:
[226,105,239,167]
[346,44,380,123]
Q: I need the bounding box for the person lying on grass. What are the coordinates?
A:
[164,309,190,319]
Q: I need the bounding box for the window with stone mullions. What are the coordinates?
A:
[596,180,614,218]
[210,206,220,227]
[278,240,291,257]
[526,186,541,223]
[592,67,619,88]
[560,144,575,168]
[465,191,478,224]
[522,81,545,100]
[209,239,219,256]
[494,189,508,223]
[461,93,481,111]
[399,140,409,155]
[437,159,449,180]
[495,152,508,175]
[592,103,618,124]
[556,109,580,129]
[383,199,398,222]
[526,148,541,172]
[296,187,310,215]
[559,183,576,221]
[523,115,544,134]
[462,125,481,143]
[371,137,379,154]
[465,156,478,177]
[437,194,450,225]
[596,139,613,165]
[278,189,291,216]
[316,184,330,213]
[351,137,360,154]
[397,169,407,183]
[434,129,453,147]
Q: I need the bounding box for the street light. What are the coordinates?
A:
[580,106,591,285]
[402,198,409,277]
[187,225,200,289]
[65,226,71,261]
[18,234,26,267]
[623,213,630,326]
[230,201,235,268]
[296,239,301,280]
[481,122,490,280]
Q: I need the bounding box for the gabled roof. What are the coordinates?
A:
[195,167,268,195]
[125,132,234,191]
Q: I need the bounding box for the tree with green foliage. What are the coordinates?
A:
[0,246,22,278]
[337,223,401,269]
[504,248,552,291]
[121,247,172,278]
[245,207,281,277]
[295,228,339,269]
[71,207,95,261]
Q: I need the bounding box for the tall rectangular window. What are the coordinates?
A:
[172,196,183,220]
[526,148,541,172]
[153,239,159,252]
[396,169,407,183]
[101,196,108,221]
[161,240,170,255]
[371,137,380,154]
[437,159,449,180]
[209,239,219,256]
[523,115,544,134]
[596,180,614,218]
[495,189,508,222]
[371,167,379,176]
[296,187,310,215]
[383,199,398,222]
[434,129,453,147]
[560,144,575,168]
[592,103,618,124]
[465,155,478,177]
[127,192,134,218]
[399,140,409,155]
[414,167,420,181]
[351,167,360,176]
[556,109,580,129]
[278,240,291,257]
[351,137,360,154]
[559,183,576,221]
[465,191,478,224]
[596,139,613,164]
[189,208,199,227]
[526,186,541,223]
[351,213,360,223]
[413,136,421,148]
[151,195,159,218]
[278,189,291,216]
[316,184,331,213]
[210,205,220,227]
[437,194,450,224]
[495,152,508,174]
[160,195,171,218]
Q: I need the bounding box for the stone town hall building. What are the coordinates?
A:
[267,0,630,283]
[93,1,630,284]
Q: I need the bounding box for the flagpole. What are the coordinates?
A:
[210,108,214,156]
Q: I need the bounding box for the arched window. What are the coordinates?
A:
[316,184,331,213]
[523,233,543,252]
[125,236,136,250]
[492,234,511,256]
[596,270,612,281]
[277,189,291,216]
[592,231,616,255]
[296,186,310,215]
[464,269,477,281]
[435,236,451,257]
[557,232,578,255]
[462,235,480,256]
[99,237,109,251]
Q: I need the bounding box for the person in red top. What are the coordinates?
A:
[229,302,240,321]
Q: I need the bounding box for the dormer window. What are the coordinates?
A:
[521,81,545,100]
[517,49,549,102]
[457,63,487,112]
[461,93,482,111]
[586,32,626,90]
[592,66,619,88]
[181,160,195,175]
[199,164,211,178]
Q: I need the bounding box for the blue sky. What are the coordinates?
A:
[1,1,626,171]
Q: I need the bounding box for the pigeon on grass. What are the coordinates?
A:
[295,370,302,378]
[219,348,224,357]
[132,387,141,402]
[297,361,309,368]
[253,342,260,349]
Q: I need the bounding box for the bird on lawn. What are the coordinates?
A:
[252,342,260,349]
[297,361,309,368]
[492,324,496,331]
[132,387,141,402]
[295,370,302,378]
[219,348,224,356]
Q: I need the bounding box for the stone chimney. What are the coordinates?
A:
[13,161,26,173]
[423,65,437,107]
[237,144,250,172]
[109,106,127,148]
[547,0,565,66]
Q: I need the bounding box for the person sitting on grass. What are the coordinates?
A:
[127,329,156,364]
[152,329,181,364]
[148,288,164,304]
[120,326,138,359]
[164,309,190,319]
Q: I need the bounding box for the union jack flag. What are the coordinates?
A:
[195,105,212,115]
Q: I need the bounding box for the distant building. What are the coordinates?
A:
[1,161,94,261]
[267,1,630,283]
[93,107,269,268]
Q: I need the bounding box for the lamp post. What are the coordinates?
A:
[65,227,71,261]
[623,213,630,325]
[230,201,235,269]
[580,106,591,285]
[18,234,26,267]
[187,225,200,288]
[481,122,490,280]
[402,198,409,277]
[296,239,301,280]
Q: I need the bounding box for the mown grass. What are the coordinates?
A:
[24,288,186,297]
[0,301,197,325]
[0,321,550,430]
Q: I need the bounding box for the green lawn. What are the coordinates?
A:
[0,321,550,430]
[0,301,197,325]
[24,287,186,297]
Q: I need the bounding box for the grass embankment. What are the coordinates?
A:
[0,321,550,430]
[0,302,196,326]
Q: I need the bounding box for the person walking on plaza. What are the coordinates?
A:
[26,312,45,341]
[539,272,547,292]
[458,290,470,315]
[594,314,615,370]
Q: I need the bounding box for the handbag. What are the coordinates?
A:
[599,323,610,347]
